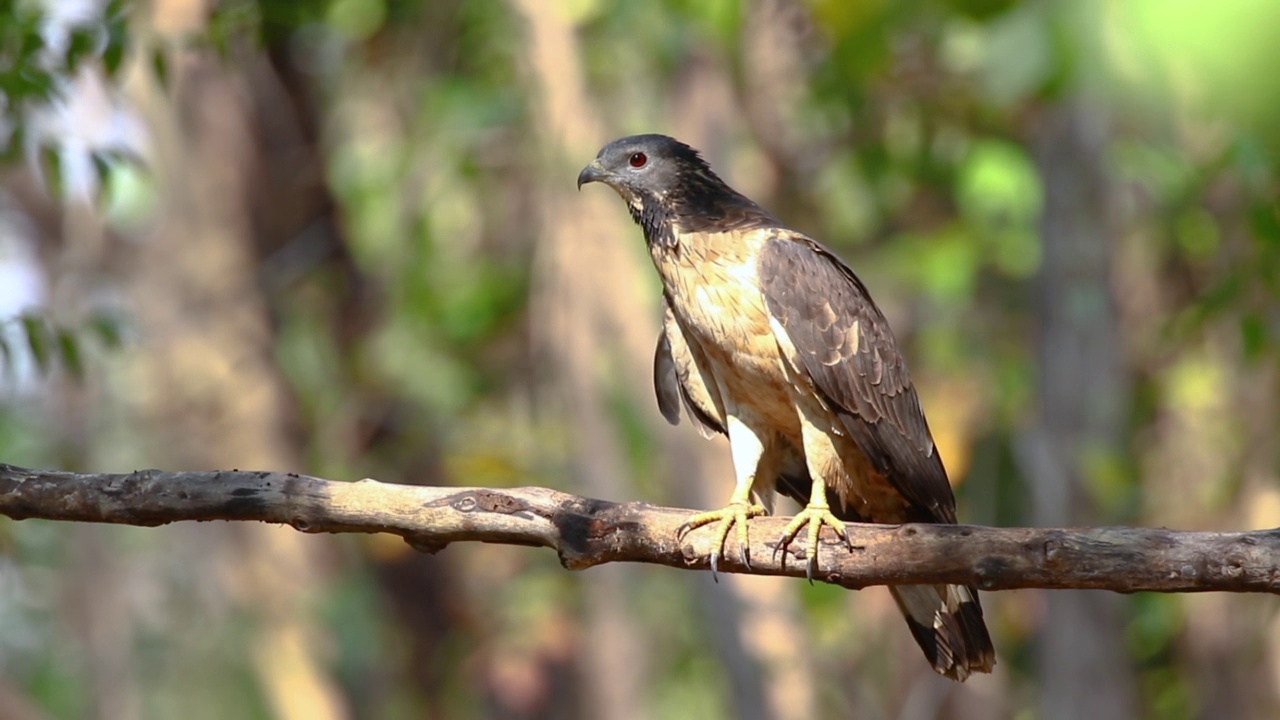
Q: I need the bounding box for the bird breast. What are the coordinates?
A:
[652,231,790,397]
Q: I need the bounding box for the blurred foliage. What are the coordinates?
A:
[1,0,1279,718]
[0,0,130,164]
[0,311,123,382]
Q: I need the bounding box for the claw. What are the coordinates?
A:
[677,501,767,578]
[775,504,849,582]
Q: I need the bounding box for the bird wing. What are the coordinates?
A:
[653,298,724,439]
[759,230,957,523]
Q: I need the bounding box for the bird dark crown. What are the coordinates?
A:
[626,138,773,241]
[584,134,778,249]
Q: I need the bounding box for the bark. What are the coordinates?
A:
[2,463,1277,595]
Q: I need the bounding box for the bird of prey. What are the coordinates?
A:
[578,134,995,680]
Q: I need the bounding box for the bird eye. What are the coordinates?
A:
[629,152,648,168]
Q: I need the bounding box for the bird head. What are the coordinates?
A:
[578,134,770,246]
[577,134,710,203]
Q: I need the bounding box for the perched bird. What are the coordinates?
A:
[578,134,995,680]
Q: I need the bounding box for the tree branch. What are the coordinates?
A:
[1,462,1276,593]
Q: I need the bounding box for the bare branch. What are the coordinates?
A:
[1,462,1277,593]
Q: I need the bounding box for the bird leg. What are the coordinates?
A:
[774,476,850,582]
[677,416,770,576]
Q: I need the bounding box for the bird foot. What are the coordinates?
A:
[773,504,851,582]
[676,501,768,577]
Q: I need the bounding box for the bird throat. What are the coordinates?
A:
[629,194,679,251]
[629,171,774,256]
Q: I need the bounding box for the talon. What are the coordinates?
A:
[678,501,767,573]
[770,538,790,563]
[775,504,848,581]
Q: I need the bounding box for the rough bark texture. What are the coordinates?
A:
[3,463,1278,594]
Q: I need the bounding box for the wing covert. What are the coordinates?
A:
[760,232,956,522]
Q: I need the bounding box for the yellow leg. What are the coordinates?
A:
[774,476,850,581]
[678,416,770,575]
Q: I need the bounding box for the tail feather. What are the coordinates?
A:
[890,584,995,681]
[774,471,995,680]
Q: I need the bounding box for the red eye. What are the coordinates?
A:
[629,152,647,168]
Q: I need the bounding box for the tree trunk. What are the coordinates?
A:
[511,3,652,717]
[1026,98,1138,720]
[109,2,348,717]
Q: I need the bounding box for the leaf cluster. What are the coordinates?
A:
[0,0,130,162]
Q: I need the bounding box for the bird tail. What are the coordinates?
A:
[889,583,995,681]
[774,472,995,680]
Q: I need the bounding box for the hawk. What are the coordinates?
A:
[578,134,995,680]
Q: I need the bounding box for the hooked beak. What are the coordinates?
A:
[577,161,607,190]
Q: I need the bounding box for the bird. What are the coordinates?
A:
[577,133,995,681]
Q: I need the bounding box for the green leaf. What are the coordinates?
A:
[151,44,169,92]
[103,0,131,79]
[89,151,113,206]
[2,311,125,379]
[0,125,26,164]
[1240,312,1268,361]
[89,312,124,350]
[63,27,97,71]
[18,21,47,61]
[106,0,130,24]
[55,329,84,380]
[0,331,11,375]
[103,34,126,77]
[19,315,51,374]
[37,145,64,199]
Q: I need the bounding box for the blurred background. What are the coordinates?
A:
[1,0,1279,718]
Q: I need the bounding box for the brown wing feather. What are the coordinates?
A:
[759,231,956,523]
[653,330,683,426]
[653,300,724,439]
[760,230,994,678]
